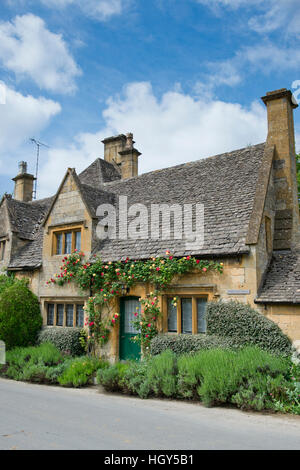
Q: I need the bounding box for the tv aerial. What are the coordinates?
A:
[30,138,50,200]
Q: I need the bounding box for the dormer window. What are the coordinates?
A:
[53,227,82,255]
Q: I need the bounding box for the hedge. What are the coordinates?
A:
[206,301,292,356]
[97,347,300,413]
[150,301,293,357]
[150,334,240,356]
[37,327,85,356]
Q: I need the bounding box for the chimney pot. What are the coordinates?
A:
[19,161,27,174]
[12,161,35,202]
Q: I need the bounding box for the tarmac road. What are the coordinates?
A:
[0,377,300,450]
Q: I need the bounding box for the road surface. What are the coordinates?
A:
[0,378,299,450]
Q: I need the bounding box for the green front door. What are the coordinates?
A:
[119,297,141,361]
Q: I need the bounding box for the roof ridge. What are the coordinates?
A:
[103,142,266,186]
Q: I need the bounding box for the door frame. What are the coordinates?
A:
[119,296,141,361]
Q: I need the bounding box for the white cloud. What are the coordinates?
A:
[0,84,61,176]
[38,81,267,197]
[198,42,300,96]
[39,0,124,21]
[196,0,300,36]
[0,14,81,94]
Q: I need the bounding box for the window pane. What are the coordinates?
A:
[66,304,74,327]
[56,234,63,255]
[197,299,207,333]
[75,231,81,251]
[47,304,54,326]
[76,304,84,327]
[57,304,64,326]
[167,298,177,332]
[124,299,140,334]
[65,232,72,254]
[181,298,192,334]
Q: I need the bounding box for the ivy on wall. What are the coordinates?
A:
[47,250,223,353]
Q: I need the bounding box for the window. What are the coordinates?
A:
[197,298,206,333]
[0,240,6,261]
[124,298,140,334]
[57,304,64,326]
[166,295,207,334]
[181,298,192,334]
[53,228,82,255]
[46,302,85,327]
[47,304,54,326]
[76,305,84,327]
[167,298,177,332]
[56,234,63,255]
[66,304,74,327]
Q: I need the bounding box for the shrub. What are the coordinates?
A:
[0,274,15,295]
[150,334,239,356]
[146,350,178,397]
[206,301,292,356]
[97,362,130,392]
[177,354,204,399]
[192,347,289,408]
[38,327,85,356]
[99,351,178,398]
[121,360,151,398]
[58,356,109,388]
[1,343,65,383]
[0,279,42,349]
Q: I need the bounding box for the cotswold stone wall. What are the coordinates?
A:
[37,173,92,309]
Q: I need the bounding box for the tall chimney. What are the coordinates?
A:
[102,134,127,166]
[261,88,299,250]
[102,133,142,179]
[12,161,35,202]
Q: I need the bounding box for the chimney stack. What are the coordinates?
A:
[102,133,141,179]
[12,161,35,202]
[261,88,299,250]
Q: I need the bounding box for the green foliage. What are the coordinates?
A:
[99,351,177,399]
[97,362,130,392]
[0,279,42,349]
[97,346,300,414]
[48,251,223,350]
[150,333,240,356]
[146,350,178,397]
[0,274,15,295]
[0,343,66,383]
[58,356,109,388]
[206,301,292,356]
[0,343,108,388]
[37,326,85,356]
[193,347,288,408]
[121,360,151,398]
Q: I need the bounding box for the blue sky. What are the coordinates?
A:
[0,0,299,198]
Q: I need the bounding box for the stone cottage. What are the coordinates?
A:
[0,87,300,360]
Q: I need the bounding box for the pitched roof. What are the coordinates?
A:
[255,251,300,304]
[6,196,53,240]
[8,142,267,268]
[7,196,54,270]
[78,158,121,187]
[93,143,266,261]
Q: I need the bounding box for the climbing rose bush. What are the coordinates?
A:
[47,250,223,351]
